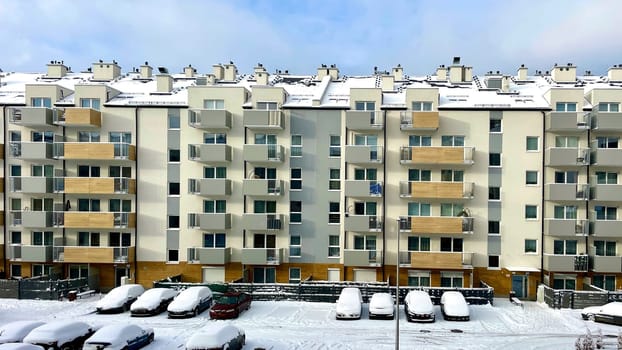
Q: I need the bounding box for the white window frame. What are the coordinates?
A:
[412,101,433,111]
[290,168,302,191]
[289,267,301,283]
[525,205,538,220]
[289,235,301,258]
[203,99,225,110]
[598,102,620,113]
[329,135,341,157]
[80,98,100,110]
[291,135,302,157]
[525,171,539,185]
[328,235,340,258]
[526,136,540,152]
[555,102,577,112]
[329,169,340,190]
[524,239,538,254]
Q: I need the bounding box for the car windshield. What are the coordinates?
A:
[215,295,238,305]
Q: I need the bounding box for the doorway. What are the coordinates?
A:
[512,275,526,298]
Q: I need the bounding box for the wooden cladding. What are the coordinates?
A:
[63,212,136,228]
[64,178,136,194]
[63,143,136,160]
[409,112,439,129]
[62,246,135,263]
[411,182,463,199]
[410,216,464,234]
[410,252,462,269]
[410,147,465,164]
[64,108,102,127]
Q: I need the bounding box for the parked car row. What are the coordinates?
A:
[581,301,622,325]
[0,320,154,350]
[335,288,470,322]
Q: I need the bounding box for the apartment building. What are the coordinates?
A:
[1,57,622,299]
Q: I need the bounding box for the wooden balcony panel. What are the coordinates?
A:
[411,182,463,199]
[410,252,462,269]
[64,178,136,194]
[64,108,102,127]
[410,112,439,129]
[63,143,136,161]
[62,246,135,263]
[410,216,463,234]
[63,212,136,228]
[411,147,465,164]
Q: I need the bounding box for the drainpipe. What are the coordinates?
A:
[540,111,546,286]
[133,106,139,284]
[2,105,6,278]
[381,109,387,282]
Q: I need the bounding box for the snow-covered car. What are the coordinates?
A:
[185,323,245,350]
[335,287,362,320]
[209,292,252,320]
[130,288,178,317]
[440,291,470,321]
[168,286,213,318]
[0,321,45,344]
[405,290,435,322]
[23,320,96,350]
[96,284,145,314]
[581,301,622,325]
[0,344,45,350]
[83,324,154,350]
[368,292,395,319]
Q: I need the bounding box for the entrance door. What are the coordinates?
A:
[253,267,276,283]
[115,266,128,287]
[512,275,526,298]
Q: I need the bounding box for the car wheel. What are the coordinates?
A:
[149,333,155,343]
[588,314,595,321]
[193,307,199,317]
[222,344,229,350]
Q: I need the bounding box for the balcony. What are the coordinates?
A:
[243,144,284,163]
[399,181,473,199]
[345,111,383,131]
[591,220,622,237]
[58,177,135,194]
[544,219,589,236]
[10,177,54,194]
[545,147,589,167]
[188,213,232,230]
[344,145,383,164]
[592,256,622,273]
[401,251,473,269]
[55,108,101,127]
[187,247,232,264]
[400,146,474,165]
[590,112,622,132]
[545,112,590,131]
[53,246,135,263]
[8,244,53,262]
[54,142,136,161]
[591,183,622,201]
[344,180,383,198]
[188,178,231,196]
[8,107,57,127]
[544,183,589,201]
[343,249,382,267]
[243,110,284,130]
[344,215,383,232]
[241,248,283,265]
[189,144,232,163]
[53,212,136,229]
[400,216,474,234]
[590,148,622,167]
[189,109,231,130]
[9,142,54,160]
[243,213,284,230]
[543,254,589,272]
[400,111,439,131]
[21,211,54,228]
[243,179,283,196]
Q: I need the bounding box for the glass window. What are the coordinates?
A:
[168,250,179,262]
[595,206,617,220]
[169,149,180,162]
[204,167,227,179]
[554,205,577,219]
[329,169,340,190]
[524,239,537,253]
[329,202,340,224]
[555,136,579,148]
[203,233,226,248]
[203,133,227,144]
[32,131,54,143]
[407,236,430,251]
[489,187,500,200]
[409,135,432,147]
[290,168,302,190]
[329,135,341,157]
[440,237,463,252]
[168,216,180,229]
[291,135,302,157]
[355,101,375,111]
[488,221,500,234]
[489,153,501,166]
[256,101,278,110]
[526,171,538,185]
[31,97,52,108]
[289,267,301,283]
[412,101,433,111]
[80,98,100,110]
[203,99,225,110]
[593,275,616,291]
[328,235,340,257]
[408,169,431,181]
[441,135,465,146]
[594,240,616,256]
[598,103,619,112]
[526,136,539,151]
[596,172,618,184]
[441,169,463,182]
[488,256,500,268]
[290,201,302,224]
[169,182,180,195]
[555,102,577,112]
[490,119,502,132]
[555,171,578,184]
[289,236,301,257]
[408,202,430,216]
[168,111,180,129]
[525,205,538,219]
[596,137,619,149]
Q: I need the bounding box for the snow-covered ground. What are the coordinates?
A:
[0,296,619,349]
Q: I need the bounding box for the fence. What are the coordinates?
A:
[0,277,89,300]
[540,284,615,309]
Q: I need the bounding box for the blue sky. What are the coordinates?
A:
[1,0,621,76]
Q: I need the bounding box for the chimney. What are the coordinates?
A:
[46,60,69,78]
[501,76,511,92]
[551,63,577,83]
[608,64,622,82]
[156,72,173,93]
[140,61,152,79]
[317,64,339,80]
[392,64,404,81]
[184,64,196,78]
[205,74,216,84]
[517,64,528,81]
[92,60,121,81]
[436,65,447,80]
[223,62,237,81]
[212,64,224,80]
[381,74,395,92]
[254,63,269,85]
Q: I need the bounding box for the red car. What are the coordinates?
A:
[209,292,252,319]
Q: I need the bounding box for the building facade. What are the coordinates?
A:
[2,58,622,299]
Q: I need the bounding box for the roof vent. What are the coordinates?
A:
[453,56,461,65]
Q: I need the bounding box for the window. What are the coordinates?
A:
[10,231,21,244]
[488,255,500,268]
[203,133,227,144]
[525,205,538,219]
[407,236,430,251]
[412,101,433,111]
[203,233,226,248]
[69,265,88,279]
[291,135,302,157]
[253,200,277,213]
[78,232,100,247]
[441,135,465,146]
[254,133,277,145]
[77,165,99,177]
[203,99,225,110]
[109,199,131,212]
[289,236,301,257]
[168,111,180,129]
[32,131,54,143]
[593,275,616,291]
[490,119,502,132]
[526,136,539,151]
[78,199,100,212]
[31,97,52,108]
[77,131,99,143]
[555,102,577,112]
[596,172,618,184]
[553,276,575,290]
[168,215,180,229]
[598,103,619,112]
[595,206,617,220]
[328,235,340,257]
[10,165,21,177]
[441,169,463,182]
[169,182,180,195]
[524,239,537,253]
[555,136,578,148]
[440,237,463,252]
[408,202,430,216]
[290,201,302,224]
[290,168,302,190]
[256,101,278,110]
[32,231,52,246]
[555,171,578,184]
[489,153,501,166]
[169,149,180,162]
[109,132,131,144]
[80,98,100,110]
[353,235,376,253]
[32,264,53,277]
[554,205,577,219]
[488,221,500,235]
[252,167,276,179]
[488,187,500,200]
[440,272,463,288]
[354,168,377,181]
[32,165,54,177]
[329,169,340,190]
[204,167,227,179]
[408,169,431,181]
[409,135,432,147]
[553,240,577,255]
[168,250,179,262]
[109,232,131,247]
[329,135,341,157]
[11,264,22,277]
[526,171,538,185]
[596,137,619,149]
[594,240,616,256]
[440,203,463,216]
[329,202,340,224]
[289,267,301,283]
[203,200,226,213]
[408,273,431,287]
[355,101,375,111]
[109,166,131,178]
